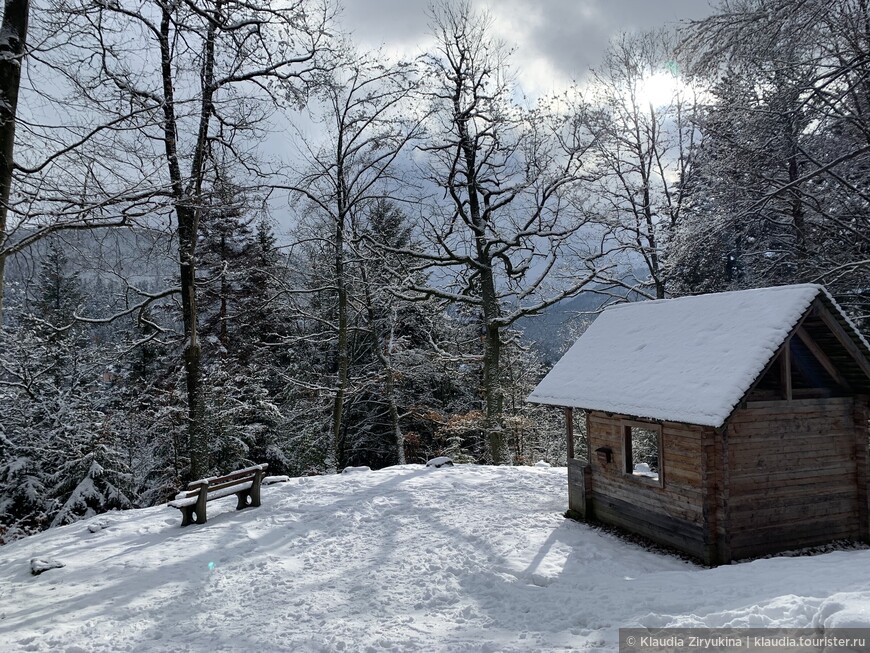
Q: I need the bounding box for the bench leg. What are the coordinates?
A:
[180,505,194,527]
[250,469,263,508]
[236,490,252,510]
[235,471,264,510]
[194,484,208,524]
[178,503,208,526]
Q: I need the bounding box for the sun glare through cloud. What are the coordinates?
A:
[634,67,683,108]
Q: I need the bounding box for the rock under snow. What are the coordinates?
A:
[341,466,371,474]
[425,456,454,468]
[30,558,64,576]
[87,519,110,533]
[535,460,552,468]
[262,475,290,485]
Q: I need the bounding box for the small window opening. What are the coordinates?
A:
[624,424,661,483]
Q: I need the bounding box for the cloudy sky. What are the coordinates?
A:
[339,0,717,95]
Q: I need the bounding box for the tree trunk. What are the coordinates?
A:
[785,114,806,261]
[331,210,348,471]
[330,112,351,471]
[219,233,228,349]
[479,237,504,462]
[158,4,214,481]
[457,111,507,462]
[361,264,405,466]
[387,370,404,465]
[378,320,405,466]
[179,218,206,479]
[454,91,507,463]
[475,253,507,463]
[637,108,665,300]
[384,312,405,465]
[482,310,505,463]
[0,0,29,326]
[643,185,665,300]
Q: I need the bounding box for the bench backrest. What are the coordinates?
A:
[175,464,268,500]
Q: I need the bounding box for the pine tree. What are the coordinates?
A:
[196,179,292,475]
[0,241,135,535]
[48,412,133,527]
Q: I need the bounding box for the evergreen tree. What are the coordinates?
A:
[0,241,135,537]
[196,178,293,475]
[48,409,133,527]
[678,0,870,323]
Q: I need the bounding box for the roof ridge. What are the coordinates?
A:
[816,286,870,355]
[604,283,823,314]
[528,283,839,427]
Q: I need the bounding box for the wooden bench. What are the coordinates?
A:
[168,463,268,527]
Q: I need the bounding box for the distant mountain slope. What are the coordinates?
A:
[516,292,609,365]
[6,227,176,290]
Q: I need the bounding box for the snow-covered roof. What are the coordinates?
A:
[527,284,865,427]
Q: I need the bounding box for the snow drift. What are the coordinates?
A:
[1,465,868,652]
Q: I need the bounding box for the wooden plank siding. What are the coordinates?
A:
[702,430,728,564]
[579,397,869,565]
[547,290,870,566]
[725,398,864,560]
[584,411,716,562]
[853,397,869,542]
[567,458,592,519]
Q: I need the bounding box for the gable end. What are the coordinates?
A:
[726,295,870,422]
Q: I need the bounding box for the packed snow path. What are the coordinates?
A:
[1,465,869,652]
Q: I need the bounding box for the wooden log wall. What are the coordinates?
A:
[585,411,715,561]
[856,398,870,541]
[580,397,868,564]
[726,397,863,559]
[704,428,728,565]
[567,458,592,518]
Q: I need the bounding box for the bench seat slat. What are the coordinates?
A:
[168,496,199,508]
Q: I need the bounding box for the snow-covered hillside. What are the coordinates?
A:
[1,465,869,652]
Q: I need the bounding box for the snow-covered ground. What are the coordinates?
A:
[1,465,869,652]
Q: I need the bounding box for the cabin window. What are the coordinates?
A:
[623,422,662,485]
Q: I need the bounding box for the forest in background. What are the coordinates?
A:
[1,0,868,542]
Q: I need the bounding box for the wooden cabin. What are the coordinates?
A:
[527,284,870,565]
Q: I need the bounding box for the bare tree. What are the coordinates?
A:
[581,30,701,300]
[410,2,600,463]
[42,0,334,479]
[285,49,422,470]
[0,0,29,323]
[1,0,176,327]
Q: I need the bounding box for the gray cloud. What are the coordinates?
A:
[339,0,716,83]
[513,0,714,79]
